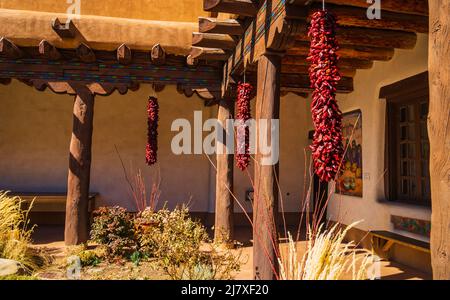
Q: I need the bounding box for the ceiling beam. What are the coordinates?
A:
[117,44,132,65]
[320,0,428,16]
[288,41,395,61]
[192,32,237,50]
[151,44,166,66]
[76,43,96,63]
[203,0,259,17]
[283,55,373,69]
[199,17,244,35]
[312,3,428,33]
[190,46,229,61]
[39,40,62,60]
[0,37,23,59]
[296,25,417,49]
[52,18,78,38]
[281,64,357,77]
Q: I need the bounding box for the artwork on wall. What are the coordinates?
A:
[391,215,431,237]
[336,109,363,197]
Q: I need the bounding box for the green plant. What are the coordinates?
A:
[90,206,136,258]
[136,205,241,280]
[0,191,45,272]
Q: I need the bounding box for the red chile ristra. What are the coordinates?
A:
[146,96,159,166]
[235,82,253,171]
[307,10,344,182]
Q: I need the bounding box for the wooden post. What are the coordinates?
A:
[65,86,95,245]
[214,97,235,245]
[254,53,281,280]
[428,0,450,280]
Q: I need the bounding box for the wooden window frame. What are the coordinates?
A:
[380,71,431,208]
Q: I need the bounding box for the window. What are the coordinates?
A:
[380,72,431,207]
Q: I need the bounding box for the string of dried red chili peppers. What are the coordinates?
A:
[146,96,159,166]
[307,9,344,182]
[235,82,253,171]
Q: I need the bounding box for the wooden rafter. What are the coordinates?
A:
[312,3,429,33]
[0,37,23,59]
[39,40,62,60]
[52,18,78,38]
[288,41,395,61]
[189,46,229,61]
[117,44,132,65]
[321,0,428,16]
[151,44,166,66]
[192,32,237,50]
[199,17,244,35]
[76,43,96,63]
[203,0,259,17]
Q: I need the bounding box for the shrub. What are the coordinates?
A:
[136,205,241,280]
[0,191,44,272]
[90,206,136,258]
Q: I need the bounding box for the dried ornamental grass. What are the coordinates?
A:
[0,191,41,272]
[278,222,374,280]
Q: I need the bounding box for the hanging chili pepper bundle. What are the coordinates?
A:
[146,96,159,165]
[307,9,343,182]
[235,82,253,171]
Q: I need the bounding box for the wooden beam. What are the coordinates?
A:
[190,46,229,61]
[117,44,132,65]
[152,83,165,93]
[0,78,11,85]
[281,64,357,77]
[39,40,61,60]
[52,18,78,38]
[192,32,236,50]
[199,17,244,35]
[76,43,96,63]
[313,3,429,33]
[280,73,354,93]
[65,85,95,245]
[428,0,450,280]
[254,53,281,280]
[151,44,166,66]
[283,55,373,69]
[296,26,417,49]
[204,0,258,17]
[289,41,395,61]
[0,57,221,88]
[0,37,23,59]
[321,0,429,16]
[222,0,304,93]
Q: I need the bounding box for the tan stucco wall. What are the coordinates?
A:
[0,81,310,214]
[0,0,210,22]
[327,33,431,242]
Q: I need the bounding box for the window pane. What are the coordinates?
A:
[421,161,429,177]
[408,143,416,158]
[402,179,409,195]
[401,144,407,158]
[420,102,428,119]
[420,122,428,139]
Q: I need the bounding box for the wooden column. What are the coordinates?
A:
[214,97,235,245]
[428,0,450,280]
[65,86,95,245]
[254,53,281,280]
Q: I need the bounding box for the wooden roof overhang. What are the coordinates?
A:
[188,0,429,97]
[0,9,223,102]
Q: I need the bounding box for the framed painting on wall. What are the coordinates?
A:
[336,109,363,197]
